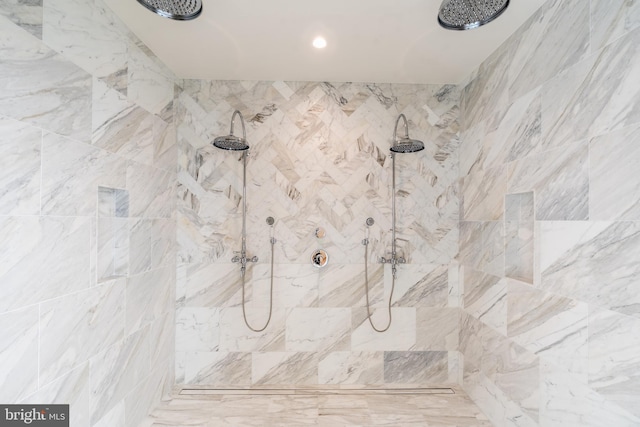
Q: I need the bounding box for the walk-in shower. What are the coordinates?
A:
[362,114,424,332]
[212,110,275,332]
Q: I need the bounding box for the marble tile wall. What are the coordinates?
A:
[458,0,640,425]
[176,80,462,386]
[0,0,176,426]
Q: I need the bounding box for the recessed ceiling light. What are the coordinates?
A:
[312,36,327,49]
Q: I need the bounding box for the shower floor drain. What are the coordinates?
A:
[179,387,456,396]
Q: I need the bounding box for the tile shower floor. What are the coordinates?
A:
[142,387,492,426]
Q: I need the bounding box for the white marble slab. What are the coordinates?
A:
[286,308,351,352]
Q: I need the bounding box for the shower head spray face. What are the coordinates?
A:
[391,114,425,154]
[212,110,250,151]
[136,0,202,20]
[438,0,510,30]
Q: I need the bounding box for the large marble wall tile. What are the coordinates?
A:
[180,263,241,308]
[248,264,319,309]
[461,164,506,221]
[92,402,124,427]
[391,264,449,308]
[506,0,590,102]
[542,28,640,148]
[318,264,382,308]
[125,266,174,335]
[149,311,175,370]
[384,351,448,384]
[415,308,458,351]
[128,218,153,275]
[0,15,91,140]
[0,0,43,39]
[0,216,90,313]
[90,327,150,424]
[218,307,286,352]
[0,116,41,215]
[42,0,127,80]
[318,351,384,385]
[494,341,539,422]
[508,140,589,221]
[463,269,506,335]
[41,132,126,216]
[0,305,39,403]
[40,279,125,385]
[92,79,156,164]
[151,218,176,269]
[21,364,91,427]
[127,43,173,115]
[507,279,588,378]
[181,351,251,385]
[590,123,640,220]
[175,307,220,352]
[539,359,640,426]
[351,307,415,351]
[127,161,175,218]
[589,307,640,418]
[590,0,640,52]
[252,352,318,385]
[540,221,640,318]
[286,308,350,352]
[458,222,483,269]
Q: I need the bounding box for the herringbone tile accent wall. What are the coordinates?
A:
[176,80,461,386]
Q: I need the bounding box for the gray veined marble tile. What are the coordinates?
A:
[508,140,589,221]
[42,0,127,79]
[218,307,286,352]
[41,132,127,216]
[252,352,319,385]
[127,42,174,115]
[21,363,91,427]
[181,351,252,385]
[505,192,534,283]
[506,0,590,102]
[181,263,242,308]
[461,164,507,221]
[318,264,383,308]
[175,307,220,352]
[127,161,175,219]
[392,264,449,308]
[542,28,640,147]
[589,307,640,418]
[590,0,640,52]
[92,79,156,165]
[0,15,91,140]
[590,123,640,220]
[463,268,506,335]
[383,351,448,384]
[541,221,640,318]
[89,326,150,424]
[415,308,459,352]
[507,279,588,378]
[286,308,351,352]
[125,266,174,336]
[0,0,43,39]
[0,216,91,313]
[351,307,416,351]
[318,351,384,385]
[0,305,39,403]
[0,116,42,215]
[39,279,126,386]
[248,264,319,309]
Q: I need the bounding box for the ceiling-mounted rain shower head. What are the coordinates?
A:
[391,114,425,154]
[213,110,250,151]
[438,0,510,31]
[136,0,202,20]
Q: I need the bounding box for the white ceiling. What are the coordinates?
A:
[104,0,547,85]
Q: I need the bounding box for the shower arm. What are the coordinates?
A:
[230,110,247,142]
[393,114,410,142]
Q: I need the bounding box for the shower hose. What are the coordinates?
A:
[240,237,275,332]
[363,239,395,333]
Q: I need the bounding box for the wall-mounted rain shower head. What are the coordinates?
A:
[438,0,510,31]
[213,110,250,151]
[391,114,424,153]
[136,0,202,20]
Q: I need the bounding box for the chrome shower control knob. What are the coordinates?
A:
[232,256,240,263]
[250,256,258,262]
